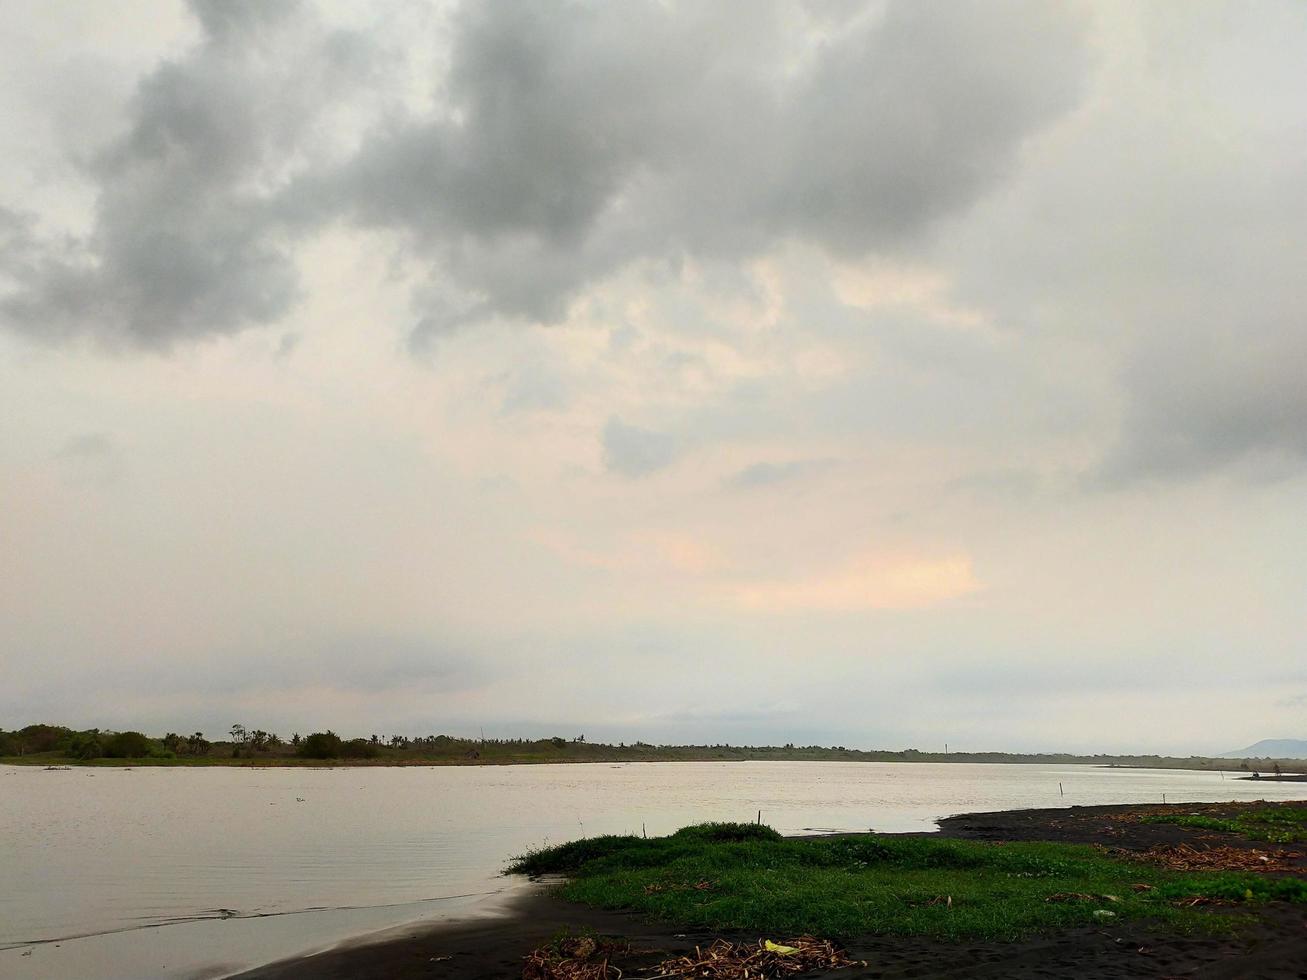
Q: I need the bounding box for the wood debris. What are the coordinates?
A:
[638,937,864,979]
[524,935,863,980]
[523,936,631,980]
[1118,842,1304,872]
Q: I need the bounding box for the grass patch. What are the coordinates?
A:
[508,823,1307,942]
[1142,807,1307,844]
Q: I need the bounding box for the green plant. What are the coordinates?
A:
[1143,807,1307,844]
[102,731,152,758]
[297,731,343,759]
[340,737,379,759]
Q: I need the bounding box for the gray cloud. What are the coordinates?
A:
[933,5,1307,486]
[0,0,375,347]
[601,417,681,477]
[53,432,120,487]
[60,632,490,701]
[54,431,114,460]
[325,0,1089,329]
[1,0,1090,347]
[726,458,834,490]
[1099,332,1307,484]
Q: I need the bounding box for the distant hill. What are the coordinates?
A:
[1219,739,1307,760]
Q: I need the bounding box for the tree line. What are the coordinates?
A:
[5,722,1306,771]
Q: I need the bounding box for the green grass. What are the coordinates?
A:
[507,822,1307,942]
[1142,807,1307,844]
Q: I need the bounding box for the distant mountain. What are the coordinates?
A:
[1219,739,1307,760]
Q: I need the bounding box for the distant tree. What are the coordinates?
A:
[68,731,104,760]
[370,734,380,745]
[16,724,72,754]
[230,724,247,745]
[163,733,184,753]
[291,733,301,746]
[186,732,211,756]
[298,731,343,759]
[551,737,566,749]
[103,731,152,758]
[341,738,379,759]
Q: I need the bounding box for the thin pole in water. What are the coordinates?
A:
[642,822,647,839]
[757,810,762,825]
[1059,782,1064,797]
[1163,793,1167,804]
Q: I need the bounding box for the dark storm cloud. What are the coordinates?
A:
[0,0,1090,347]
[0,0,375,347]
[325,0,1090,327]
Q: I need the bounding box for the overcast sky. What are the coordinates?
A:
[2,0,1304,754]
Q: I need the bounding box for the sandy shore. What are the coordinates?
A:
[233,801,1307,980]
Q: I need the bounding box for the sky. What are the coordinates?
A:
[1,0,1305,755]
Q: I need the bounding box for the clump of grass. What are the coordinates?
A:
[508,823,1307,942]
[1143,807,1307,844]
[508,823,779,876]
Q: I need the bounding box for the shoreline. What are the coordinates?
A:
[232,800,1307,980]
[8,756,1304,776]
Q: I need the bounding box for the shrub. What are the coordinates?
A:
[671,822,783,843]
[68,731,104,760]
[13,724,72,754]
[508,834,648,875]
[102,731,152,758]
[340,737,379,759]
[298,731,343,759]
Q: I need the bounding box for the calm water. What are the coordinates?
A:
[2,761,1302,978]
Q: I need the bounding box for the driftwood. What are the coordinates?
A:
[523,935,864,980]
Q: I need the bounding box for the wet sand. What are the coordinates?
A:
[233,801,1307,980]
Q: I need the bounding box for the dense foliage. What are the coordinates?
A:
[297,731,343,759]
